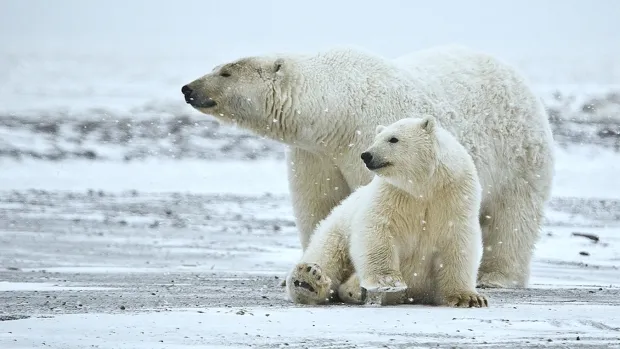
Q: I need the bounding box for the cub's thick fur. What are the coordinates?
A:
[286,116,487,307]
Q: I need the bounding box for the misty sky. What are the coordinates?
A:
[1,0,618,60]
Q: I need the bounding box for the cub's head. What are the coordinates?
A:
[181,56,288,129]
[361,116,438,184]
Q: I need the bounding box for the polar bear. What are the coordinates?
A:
[285,115,488,307]
[181,45,555,289]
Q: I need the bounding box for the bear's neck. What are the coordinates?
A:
[286,53,433,155]
[381,175,436,201]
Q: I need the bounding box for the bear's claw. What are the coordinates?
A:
[445,291,489,308]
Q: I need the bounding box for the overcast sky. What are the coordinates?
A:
[1,0,618,60]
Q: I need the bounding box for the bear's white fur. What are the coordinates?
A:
[284,116,488,307]
[182,45,555,289]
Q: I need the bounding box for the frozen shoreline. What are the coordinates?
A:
[1,142,619,199]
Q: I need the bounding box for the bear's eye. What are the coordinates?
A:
[220,72,231,78]
[389,137,399,143]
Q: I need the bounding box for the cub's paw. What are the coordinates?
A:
[337,273,364,305]
[361,274,407,293]
[444,291,488,308]
[285,263,332,305]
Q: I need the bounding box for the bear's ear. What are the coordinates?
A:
[421,116,436,133]
[375,125,386,135]
[274,58,285,75]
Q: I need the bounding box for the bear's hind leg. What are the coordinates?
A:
[477,184,547,288]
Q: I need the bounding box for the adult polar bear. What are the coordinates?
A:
[181,45,555,288]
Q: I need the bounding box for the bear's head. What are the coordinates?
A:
[361,116,438,186]
[181,56,291,135]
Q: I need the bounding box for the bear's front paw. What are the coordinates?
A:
[444,290,488,308]
[361,274,407,293]
[286,263,333,305]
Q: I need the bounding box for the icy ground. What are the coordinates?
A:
[1,144,620,348]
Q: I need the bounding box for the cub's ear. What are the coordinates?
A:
[375,125,386,135]
[274,58,285,74]
[421,116,436,133]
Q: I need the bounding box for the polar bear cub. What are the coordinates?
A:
[285,115,488,307]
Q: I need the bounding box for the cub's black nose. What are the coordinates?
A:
[181,85,192,96]
[360,152,373,164]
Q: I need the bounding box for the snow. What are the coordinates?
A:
[0,159,289,195]
[2,305,619,348]
[0,282,115,292]
[1,146,619,347]
[551,145,620,199]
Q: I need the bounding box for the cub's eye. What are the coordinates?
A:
[220,72,231,77]
[389,137,399,143]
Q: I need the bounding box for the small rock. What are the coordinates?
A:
[579,251,590,256]
[0,315,31,321]
[571,232,600,243]
[120,305,126,310]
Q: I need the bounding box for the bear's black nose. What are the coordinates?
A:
[361,152,373,164]
[181,85,192,96]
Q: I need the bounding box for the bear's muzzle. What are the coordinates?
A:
[181,84,217,108]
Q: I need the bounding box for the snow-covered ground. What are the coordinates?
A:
[0,150,619,348]
[1,0,620,347]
